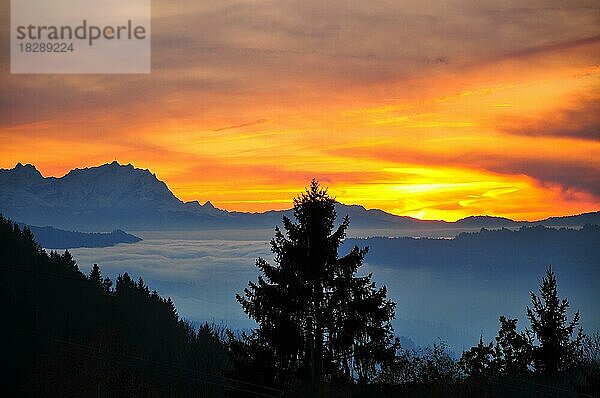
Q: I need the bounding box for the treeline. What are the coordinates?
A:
[382,266,600,397]
[344,224,600,275]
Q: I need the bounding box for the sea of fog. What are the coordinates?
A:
[69,230,599,353]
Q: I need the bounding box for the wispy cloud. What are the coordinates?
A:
[498,96,600,141]
[212,119,269,132]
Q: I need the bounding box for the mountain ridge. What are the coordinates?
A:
[1,162,598,233]
[15,221,142,249]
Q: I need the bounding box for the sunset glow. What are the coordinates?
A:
[1,0,599,221]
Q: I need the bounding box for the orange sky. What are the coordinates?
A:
[1,0,599,221]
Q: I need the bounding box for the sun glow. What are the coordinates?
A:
[2,2,599,222]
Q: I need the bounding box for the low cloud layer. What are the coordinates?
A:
[70,238,272,324]
[68,233,599,350]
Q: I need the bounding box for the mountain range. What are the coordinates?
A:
[1,162,598,234]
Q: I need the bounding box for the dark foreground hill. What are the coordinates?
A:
[0,215,232,397]
[1,162,598,233]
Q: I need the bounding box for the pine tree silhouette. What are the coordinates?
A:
[527,266,584,374]
[237,180,398,384]
[89,264,102,286]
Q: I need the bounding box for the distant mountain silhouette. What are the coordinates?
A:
[344,224,600,279]
[15,222,142,249]
[1,162,598,232]
[0,162,229,231]
[453,215,517,228]
[536,212,600,227]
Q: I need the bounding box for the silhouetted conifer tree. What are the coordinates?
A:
[237,180,398,384]
[527,266,583,374]
[462,266,585,379]
[89,264,102,286]
[61,250,78,272]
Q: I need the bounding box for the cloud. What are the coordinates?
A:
[66,232,600,350]
[499,34,600,60]
[3,2,598,128]
[69,237,272,321]
[498,96,600,141]
[67,236,485,347]
[212,119,269,132]
[326,143,600,201]
[483,158,600,197]
[2,0,599,125]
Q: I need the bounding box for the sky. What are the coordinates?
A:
[1,0,599,221]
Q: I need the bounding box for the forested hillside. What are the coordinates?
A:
[0,215,238,397]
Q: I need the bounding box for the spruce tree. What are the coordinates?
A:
[61,250,78,272]
[237,180,397,384]
[526,266,583,374]
[89,264,102,286]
